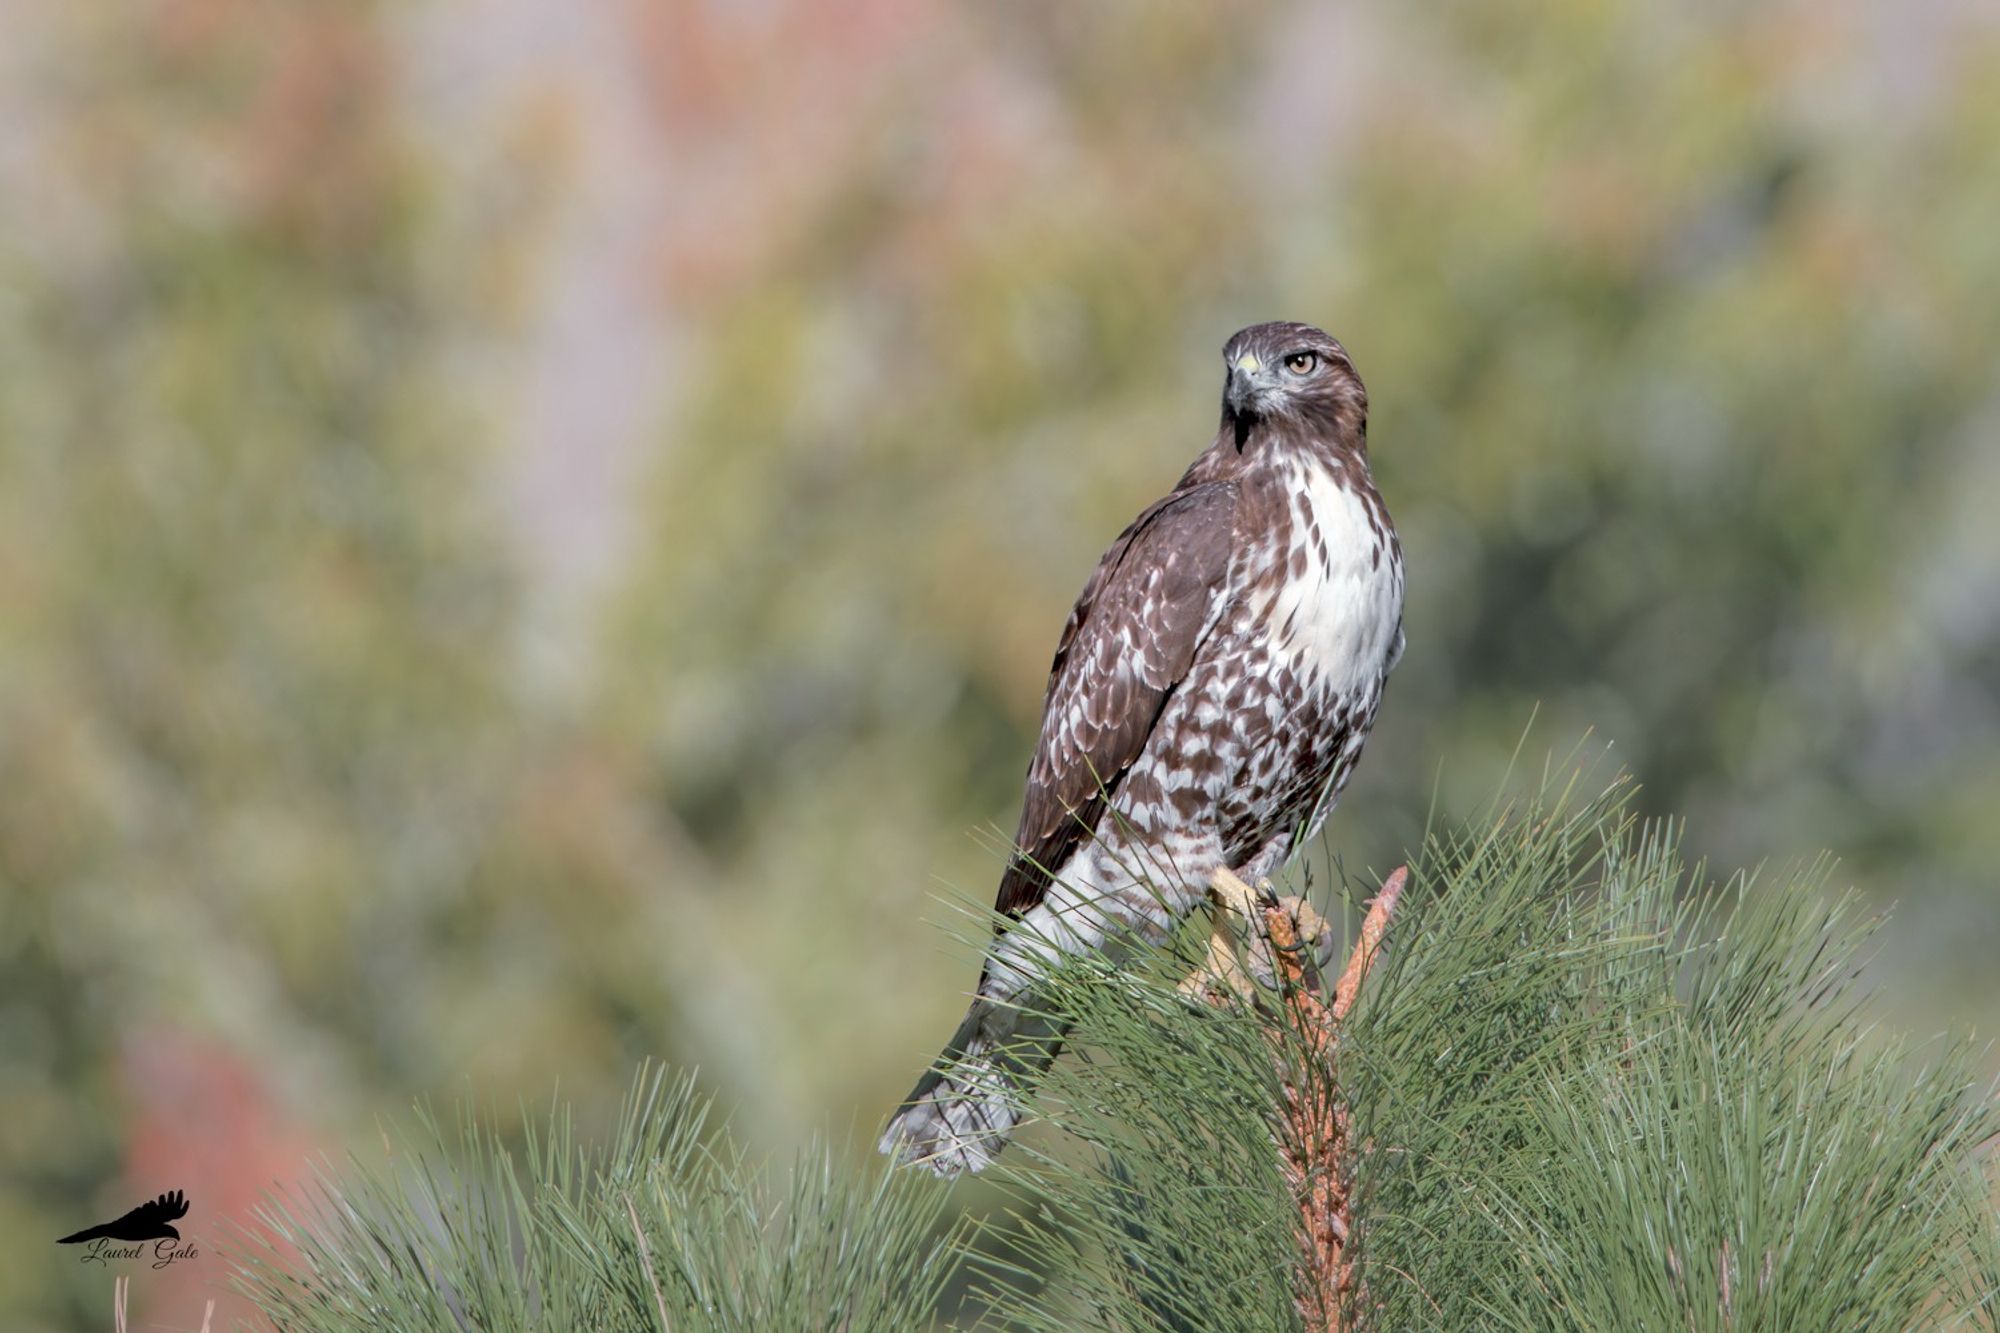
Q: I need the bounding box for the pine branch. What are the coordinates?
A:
[228,772,2000,1333]
[1195,865,1406,1332]
[229,1070,968,1332]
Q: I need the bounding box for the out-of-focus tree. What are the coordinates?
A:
[602,1,2000,1104]
[0,5,650,1326]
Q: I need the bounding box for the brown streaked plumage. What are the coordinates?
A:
[882,322,1405,1176]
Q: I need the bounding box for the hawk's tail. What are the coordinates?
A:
[878,1001,1066,1177]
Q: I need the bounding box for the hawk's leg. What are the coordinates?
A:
[1185,866,1336,999]
[1181,868,1265,999]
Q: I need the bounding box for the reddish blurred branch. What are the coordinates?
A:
[1200,864,1408,1333]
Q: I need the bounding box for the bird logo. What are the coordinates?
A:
[56,1189,190,1246]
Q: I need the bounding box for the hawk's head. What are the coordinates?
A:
[1219,322,1367,449]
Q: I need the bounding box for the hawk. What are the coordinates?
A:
[881,321,1405,1176]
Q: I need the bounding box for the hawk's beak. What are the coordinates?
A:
[1226,353,1275,417]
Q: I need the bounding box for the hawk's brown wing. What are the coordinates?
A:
[993,481,1239,918]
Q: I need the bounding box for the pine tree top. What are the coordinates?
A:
[232,770,2000,1331]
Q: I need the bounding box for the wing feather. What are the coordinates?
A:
[993,481,1238,918]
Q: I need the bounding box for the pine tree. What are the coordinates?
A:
[232,771,2000,1330]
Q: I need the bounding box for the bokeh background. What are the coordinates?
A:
[4,1,1998,1326]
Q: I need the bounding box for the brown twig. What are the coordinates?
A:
[1333,867,1404,1024]
[1196,864,1408,1332]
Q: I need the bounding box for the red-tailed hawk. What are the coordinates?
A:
[881,322,1405,1176]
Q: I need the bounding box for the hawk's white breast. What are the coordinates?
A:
[1263,458,1404,697]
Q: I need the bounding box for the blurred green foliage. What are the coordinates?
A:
[3,1,1997,1327]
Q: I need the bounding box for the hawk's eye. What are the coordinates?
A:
[1283,351,1318,376]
